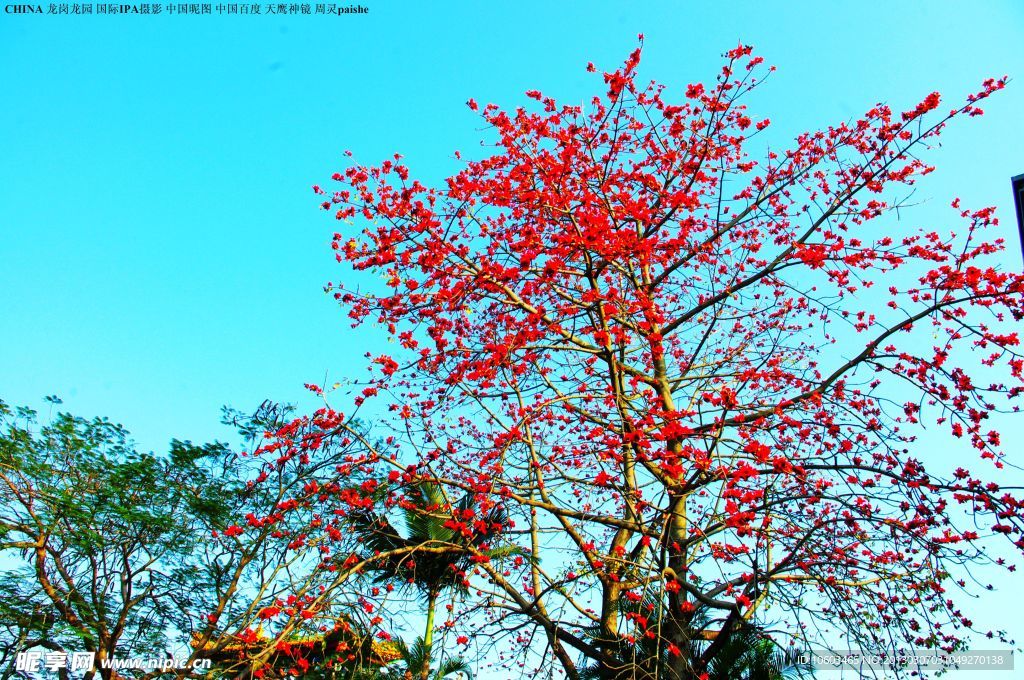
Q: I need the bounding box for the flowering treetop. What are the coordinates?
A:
[256,39,1024,679]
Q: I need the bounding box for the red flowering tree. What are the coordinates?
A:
[256,41,1024,679]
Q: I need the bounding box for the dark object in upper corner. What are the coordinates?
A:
[1012,173,1024,262]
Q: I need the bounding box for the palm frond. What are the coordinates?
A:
[403,635,432,675]
[350,511,409,555]
[432,654,472,679]
[404,482,454,544]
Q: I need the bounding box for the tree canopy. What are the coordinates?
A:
[292,39,1024,679]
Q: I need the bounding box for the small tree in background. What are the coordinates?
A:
[0,399,377,680]
[0,397,228,678]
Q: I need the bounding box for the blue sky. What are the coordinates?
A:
[2,0,1022,451]
[2,1,1024,672]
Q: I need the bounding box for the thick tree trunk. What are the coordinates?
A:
[665,492,697,680]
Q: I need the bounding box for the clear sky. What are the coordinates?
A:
[2,1,1023,674]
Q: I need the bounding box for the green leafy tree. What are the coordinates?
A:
[0,397,235,678]
[0,398,376,679]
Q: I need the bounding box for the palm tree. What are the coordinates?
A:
[580,596,811,680]
[703,627,810,680]
[350,482,504,680]
[379,636,471,680]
